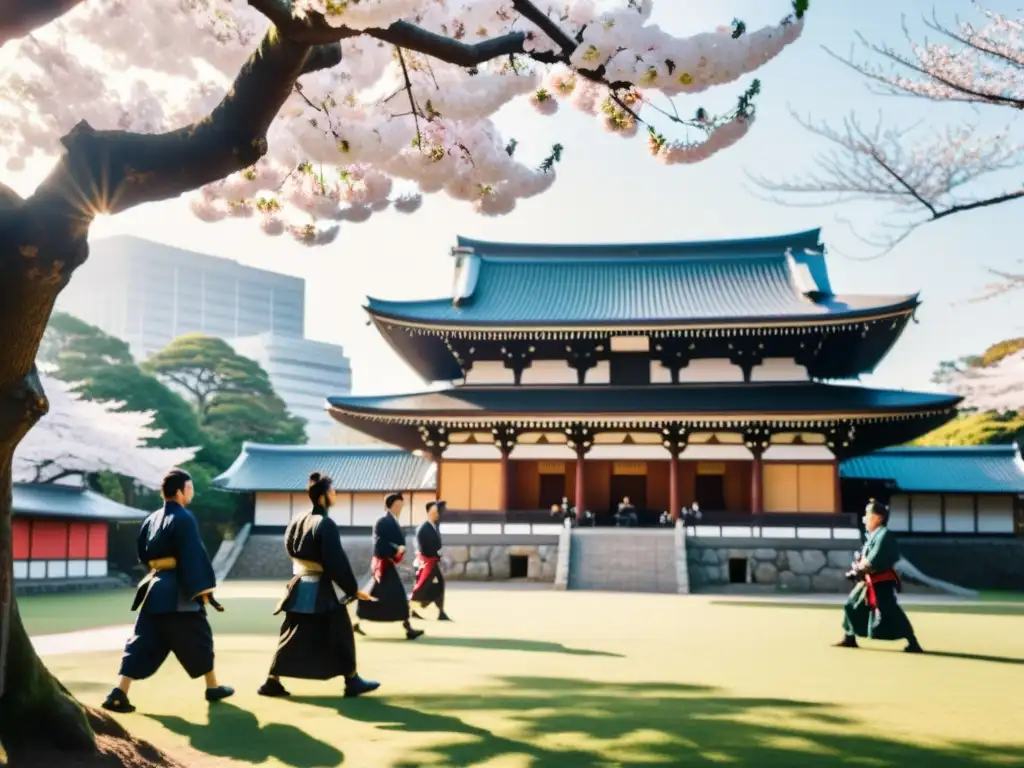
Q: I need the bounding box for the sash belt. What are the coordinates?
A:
[292,557,324,577]
[865,569,901,610]
[148,557,177,572]
[414,554,440,593]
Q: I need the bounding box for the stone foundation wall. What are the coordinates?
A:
[231,534,558,583]
[897,538,1024,591]
[687,541,855,592]
[442,544,558,582]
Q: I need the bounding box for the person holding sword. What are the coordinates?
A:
[258,471,381,698]
[102,468,234,713]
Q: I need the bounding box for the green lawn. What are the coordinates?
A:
[22,584,1024,767]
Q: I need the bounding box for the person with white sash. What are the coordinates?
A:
[258,472,379,698]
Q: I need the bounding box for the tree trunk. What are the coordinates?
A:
[0,198,97,755]
[0,448,95,757]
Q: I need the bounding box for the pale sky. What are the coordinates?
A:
[19,1,1024,396]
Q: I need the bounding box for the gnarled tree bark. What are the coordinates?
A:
[0,1,592,755]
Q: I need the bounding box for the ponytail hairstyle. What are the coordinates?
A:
[308,472,334,509]
[865,498,890,525]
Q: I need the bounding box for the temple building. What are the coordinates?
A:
[12,482,147,588]
[325,229,961,531]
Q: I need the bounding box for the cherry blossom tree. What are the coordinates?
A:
[13,374,198,487]
[0,0,810,758]
[933,349,1024,413]
[752,4,1023,293]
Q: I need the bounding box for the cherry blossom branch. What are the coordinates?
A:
[0,0,84,46]
[28,30,323,220]
[750,111,1024,254]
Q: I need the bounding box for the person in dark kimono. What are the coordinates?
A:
[102,469,234,713]
[353,493,424,640]
[835,499,924,653]
[258,472,380,698]
[410,500,451,621]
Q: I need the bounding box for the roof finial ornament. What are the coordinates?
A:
[450,245,479,308]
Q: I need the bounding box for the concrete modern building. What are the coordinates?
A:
[56,235,306,360]
[228,333,352,443]
[56,235,355,433]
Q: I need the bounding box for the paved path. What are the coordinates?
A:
[34,624,133,657]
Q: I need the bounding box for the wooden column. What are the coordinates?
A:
[493,423,518,515]
[566,424,593,519]
[750,451,764,514]
[833,459,842,514]
[499,449,510,513]
[743,427,770,515]
[574,447,586,517]
[669,451,680,522]
[662,423,688,522]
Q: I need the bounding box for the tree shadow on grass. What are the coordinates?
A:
[295,676,1024,767]
[146,701,343,768]
[712,600,1024,618]
[373,636,622,657]
[860,647,1024,666]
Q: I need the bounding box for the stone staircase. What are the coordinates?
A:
[567,529,678,593]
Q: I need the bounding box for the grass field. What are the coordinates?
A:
[22,584,1024,767]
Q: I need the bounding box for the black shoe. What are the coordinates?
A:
[833,635,858,648]
[353,623,366,636]
[258,678,290,697]
[438,612,452,622]
[406,628,425,641]
[101,688,135,714]
[904,638,925,654]
[205,685,235,703]
[411,610,425,620]
[344,675,381,698]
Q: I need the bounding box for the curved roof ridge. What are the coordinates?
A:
[240,441,404,453]
[455,228,822,261]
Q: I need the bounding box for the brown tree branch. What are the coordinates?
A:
[28,29,320,223]
[0,0,85,46]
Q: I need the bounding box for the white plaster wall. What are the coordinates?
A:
[610,335,649,352]
[255,492,293,527]
[352,492,388,526]
[888,495,910,532]
[520,360,579,385]
[678,359,744,383]
[978,495,1014,533]
[650,360,673,384]
[943,494,975,533]
[750,357,809,382]
[910,494,942,533]
[464,361,515,385]
[587,361,610,384]
[678,444,753,460]
[510,444,578,460]
[588,444,672,460]
[445,444,501,460]
[762,445,835,461]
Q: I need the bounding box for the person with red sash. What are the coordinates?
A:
[411,500,451,621]
[835,499,923,653]
[354,493,424,640]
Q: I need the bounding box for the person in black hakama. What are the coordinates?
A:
[410,500,451,622]
[258,472,380,698]
[102,469,233,714]
[354,493,424,640]
[835,499,924,653]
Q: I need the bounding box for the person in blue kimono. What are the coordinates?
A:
[102,469,233,713]
[354,493,424,640]
[258,472,380,698]
[835,499,924,653]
